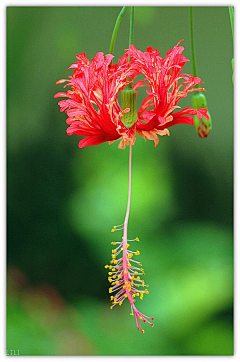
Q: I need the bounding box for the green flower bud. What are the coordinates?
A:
[192,92,212,138]
[121,88,138,128]
[191,92,207,109]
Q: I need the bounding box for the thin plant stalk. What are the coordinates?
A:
[109,6,126,54]
[189,7,198,79]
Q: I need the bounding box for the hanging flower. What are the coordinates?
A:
[55,41,210,333]
[55,41,209,149]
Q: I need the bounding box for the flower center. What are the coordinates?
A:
[121,88,138,128]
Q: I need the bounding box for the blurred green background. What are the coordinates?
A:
[7,6,233,356]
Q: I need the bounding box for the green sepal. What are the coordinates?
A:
[121,88,138,128]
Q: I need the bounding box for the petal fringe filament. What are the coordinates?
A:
[105,225,154,333]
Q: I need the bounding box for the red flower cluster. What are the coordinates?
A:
[55,41,209,149]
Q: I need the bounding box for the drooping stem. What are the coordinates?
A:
[129,7,135,47]
[127,6,135,90]
[109,6,126,55]
[122,144,134,303]
[228,6,234,84]
[229,6,234,42]
[124,144,132,227]
[189,7,198,79]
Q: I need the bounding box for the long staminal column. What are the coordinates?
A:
[105,145,154,333]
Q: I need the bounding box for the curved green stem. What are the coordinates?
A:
[127,7,135,90]
[109,6,126,54]
[129,7,134,47]
[229,6,234,42]
[189,7,198,79]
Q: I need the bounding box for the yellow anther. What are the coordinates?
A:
[111,229,115,233]
[109,265,112,270]
[112,268,115,271]
[127,253,133,259]
[110,306,113,309]
[142,280,145,286]
[111,254,116,259]
[140,316,142,320]
[131,276,134,281]
[130,312,134,316]
[104,265,109,269]
[110,260,113,264]
[119,301,122,306]
[145,289,149,294]
[110,296,113,300]
[114,260,118,264]
[115,281,119,285]
[109,288,112,293]
[113,226,117,229]
[118,275,121,279]
[114,298,117,302]
[142,330,145,334]
[135,250,140,256]
[137,276,140,280]
[126,244,130,248]
[140,292,143,300]
[111,242,116,245]
[136,237,140,242]
[113,301,117,304]
[123,285,126,289]
[124,270,127,275]
[124,294,128,298]
[128,263,131,267]
[136,293,139,296]
[108,278,112,282]
[108,272,112,275]
[134,271,138,274]
[132,294,136,298]
[111,282,115,285]
[113,275,116,279]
